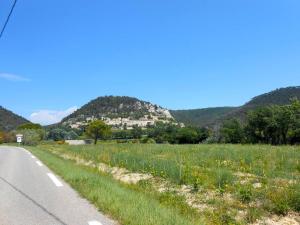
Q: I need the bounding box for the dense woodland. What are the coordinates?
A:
[220,98,300,145]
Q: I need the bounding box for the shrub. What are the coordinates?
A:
[266,187,290,215]
[56,140,66,145]
[21,129,43,146]
[286,184,300,212]
[214,168,235,190]
[47,128,68,141]
[220,119,244,143]
[245,207,262,223]
[116,139,128,144]
[0,131,4,144]
[238,184,253,203]
[267,184,300,215]
[130,139,140,144]
[65,130,79,140]
[17,123,42,130]
[140,137,156,144]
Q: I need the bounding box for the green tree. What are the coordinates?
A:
[220,119,244,143]
[196,127,210,143]
[131,125,143,139]
[112,130,131,139]
[65,130,79,140]
[245,107,273,144]
[21,129,44,146]
[244,99,300,145]
[288,98,300,144]
[86,120,112,144]
[47,128,68,141]
[175,127,199,144]
[274,105,293,144]
[18,123,42,130]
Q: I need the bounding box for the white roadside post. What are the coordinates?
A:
[16,134,23,145]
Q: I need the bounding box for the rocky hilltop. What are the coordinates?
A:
[61,96,175,129]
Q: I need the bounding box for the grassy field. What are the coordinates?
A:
[29,144,300,225]
[29,146,201,225]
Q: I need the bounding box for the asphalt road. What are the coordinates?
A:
[0,146,116,225]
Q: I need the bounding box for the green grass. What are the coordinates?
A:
[42,144,300,184]
[28,146,202,225]
[31,143,300,224]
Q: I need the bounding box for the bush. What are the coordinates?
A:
[220,119,244,143]
[130,139,140,144]
[140,137,156,144]
[268,184,300,214]
[65,130,79,140]
[238,184,253,203]
[116,139,129,144]
[266,186,296,215]
[214,169,235,190]
[288,185,300,212]
[21,129,44,146]
[0,131,4,144]
[17,123,42,130]
[0,131,19,143]
[47,128,68,141]
[245,207,262,223]
[56,140,67,145]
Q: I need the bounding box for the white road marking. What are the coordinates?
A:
[88,221,103,225]
[36,161,43,166]
[31,155,36,159]
[47,173,63,187]
[22,149,30,154]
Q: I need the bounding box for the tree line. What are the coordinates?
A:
[220,99,300,145]
[1,99,299,145]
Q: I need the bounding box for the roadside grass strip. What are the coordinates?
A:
[29,147,199,225]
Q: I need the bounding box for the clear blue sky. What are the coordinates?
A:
[1,0,300,124]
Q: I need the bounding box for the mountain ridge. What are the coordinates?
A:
[0,106,30,131]
[171,86,300,127]
[2,86,300,131]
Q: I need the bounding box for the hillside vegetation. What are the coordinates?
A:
[0,106,29,131]
[61,96,174,130]
[245,86,300,107]
[173,86,300,127]
[171,107,236,127]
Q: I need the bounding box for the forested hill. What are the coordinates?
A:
[61,96,175,129]
[245,86,300,107]
[221,86,300,122]
[172,86,300,127]
[0,106,29,131]
[170,107,236,127]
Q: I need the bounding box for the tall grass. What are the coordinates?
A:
[29,146,201,225]
[41,143,300,217]
[45,144,300,185]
